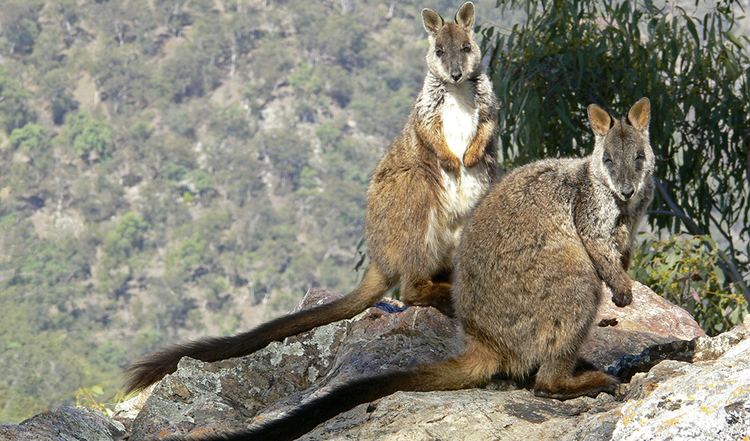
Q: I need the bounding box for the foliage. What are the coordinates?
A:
[482,0,750,300]
[0,68,36,133]
[65,112,114,163]
[9,123,50,152]
[102,212,150,263]
[0,1,43,55]
[631,234,747,336]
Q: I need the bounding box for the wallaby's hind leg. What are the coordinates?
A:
[401,277,454,317]
[532,284,618,400]
[573,357,599,375]
[533,355,619,400]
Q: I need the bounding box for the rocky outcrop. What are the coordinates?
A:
[611,327,750,441]
[5,283,747,441]
[305,323,749,441]
[126,290,462,440]
[582,282,704,374]
[121,282,715,440]
[0,406,124,441]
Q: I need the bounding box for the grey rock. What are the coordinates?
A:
[16,284,743,441]
[580,281,705,375]
[612,324,750,441]
[129,288,461,440]
[304,389,613,441]
[126,284,711,440]
[310,321,750,441]
[0,406,125,441]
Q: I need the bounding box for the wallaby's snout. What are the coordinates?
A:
[451,71,463,82]
[620,183,635,200]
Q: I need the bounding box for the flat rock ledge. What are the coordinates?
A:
[4,283,748,441]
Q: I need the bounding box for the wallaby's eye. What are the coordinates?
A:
[603,154,612,164]
[462,44,472,53]
[435,48,445,57]
[635,152,645,161]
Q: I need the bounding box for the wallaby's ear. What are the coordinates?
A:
[455,2,475,31]
[627,97,650,132]
[422,8,444,34]
[587,104,613,137]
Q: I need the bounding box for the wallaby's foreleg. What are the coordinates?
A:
[462,119,495,167]
[581,237,633,307]
[414,117,461,173]
[613,223,632,270]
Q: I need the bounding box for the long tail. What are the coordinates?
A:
[191,337,500,441]
[125,265,390,393]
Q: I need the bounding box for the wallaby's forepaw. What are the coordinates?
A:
[462,147,482,168]
[611,280,633,307]
[440,155,461,174]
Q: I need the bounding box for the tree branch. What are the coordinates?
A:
[655,178,750,303]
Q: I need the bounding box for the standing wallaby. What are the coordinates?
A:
[193,98,655,441]
[124,1,497,394]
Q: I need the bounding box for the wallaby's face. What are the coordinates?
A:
[588,98,654,201]
[422,2,481,85]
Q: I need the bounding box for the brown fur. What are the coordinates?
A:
[454,97,654,397]
[124,1,497,394]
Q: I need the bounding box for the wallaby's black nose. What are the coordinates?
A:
[621,185,635,199]
[451,72,462,82]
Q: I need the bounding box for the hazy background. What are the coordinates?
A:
[0,0,747,423]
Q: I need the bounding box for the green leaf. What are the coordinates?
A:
[724,31,745,50]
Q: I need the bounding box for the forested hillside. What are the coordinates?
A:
[0,0,511,422]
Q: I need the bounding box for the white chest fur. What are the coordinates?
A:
[439,83,486,221]
[441,83,479,159]
[423,83,489,264]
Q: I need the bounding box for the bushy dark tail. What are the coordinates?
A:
[125,265,390,393]
[191,337,500,441]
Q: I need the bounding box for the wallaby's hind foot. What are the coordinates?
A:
[402,278,455,317]
[533,369,619,400]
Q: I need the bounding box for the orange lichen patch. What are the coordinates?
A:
[191,427,215,435]
[618,402,641,426]
[661,415,682,428]
[730,384,750,399]
[642,382,660,395]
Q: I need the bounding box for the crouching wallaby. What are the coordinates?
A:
[192,98,655,441]
[124,1,497,394]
